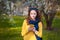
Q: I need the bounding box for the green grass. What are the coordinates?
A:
[43,17,60,40]
[0,16,60,40]
[0,27,23,40]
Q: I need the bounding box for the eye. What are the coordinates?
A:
[31,13,36,15]
[34,13,37,15]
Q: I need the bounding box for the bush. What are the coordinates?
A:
[0,15,25,28]
[0,14,15,28]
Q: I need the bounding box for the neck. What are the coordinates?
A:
[32,18,35,21]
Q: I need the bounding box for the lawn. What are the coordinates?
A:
[0,16,60,40]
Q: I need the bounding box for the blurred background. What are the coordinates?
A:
[0,0,60,40]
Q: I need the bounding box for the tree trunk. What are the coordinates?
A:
[43,12,56,30]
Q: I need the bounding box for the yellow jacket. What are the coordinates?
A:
[21,19,42,40]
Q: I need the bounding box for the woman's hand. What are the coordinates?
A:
[28,26,34,31]
[32,27,36,32]
[32,27,38,34]
[28,26,37,32]
[28,24,37,32]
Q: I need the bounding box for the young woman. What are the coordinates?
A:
[21,8,42,40]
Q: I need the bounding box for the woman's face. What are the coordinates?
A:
[30,10,37,20]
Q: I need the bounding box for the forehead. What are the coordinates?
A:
[30,10,37,13]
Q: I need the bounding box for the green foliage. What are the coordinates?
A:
[13,16,25,27]
[0,14,12,27]
[43,17,60,40]
[0,15,25,28]
[0,17,60,40]
[56,11,60,17]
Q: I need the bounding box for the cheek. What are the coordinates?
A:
[30,14,33,18]
[34,14,37,17]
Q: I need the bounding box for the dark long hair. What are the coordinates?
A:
[26,8,42,25]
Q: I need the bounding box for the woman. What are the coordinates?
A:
[21,7,42,40]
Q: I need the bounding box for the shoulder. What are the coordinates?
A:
[23,19,27,22]
[39,21,42,24]
[23,19,28,24]
[38,21,43,26]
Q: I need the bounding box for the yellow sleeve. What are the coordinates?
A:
[21,19,29,36]
[35,22,42,38]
